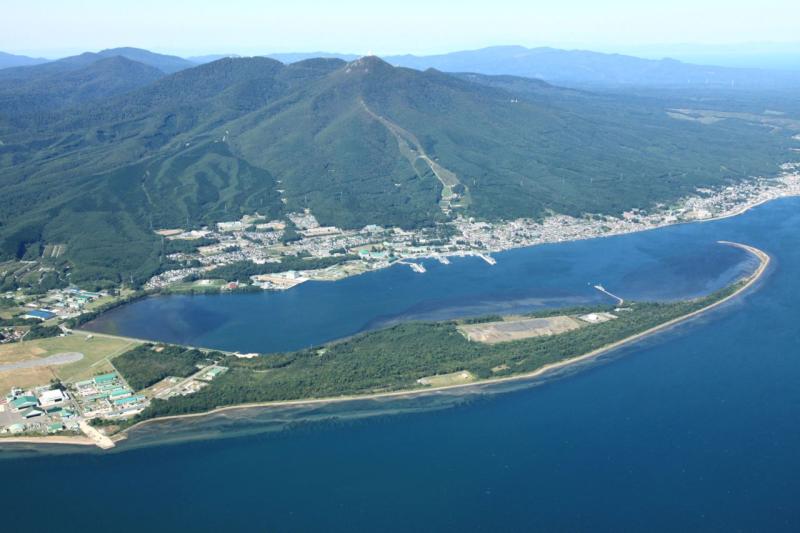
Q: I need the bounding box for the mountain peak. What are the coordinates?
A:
[345,55,393,73]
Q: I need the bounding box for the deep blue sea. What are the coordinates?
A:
[2,197,800,532]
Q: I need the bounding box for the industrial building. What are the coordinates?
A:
[22,309,56,321]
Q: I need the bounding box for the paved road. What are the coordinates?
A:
[0,352,84,372]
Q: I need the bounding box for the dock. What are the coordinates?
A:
[398,260,426,273]
[435,255,451,265]
[593,284,624,306]
[478,253,497,265]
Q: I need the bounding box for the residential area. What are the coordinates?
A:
[146,171,800,292]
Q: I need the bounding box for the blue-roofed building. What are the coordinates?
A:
[113,395,145,406]
[93,373,117,385]
[11,395,38,410]
[23,309,56,321]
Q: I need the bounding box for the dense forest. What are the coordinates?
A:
[113,344,224,390]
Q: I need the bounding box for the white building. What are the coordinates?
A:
[38,389,68,408]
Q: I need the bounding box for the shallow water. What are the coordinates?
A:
[3,198,800,532]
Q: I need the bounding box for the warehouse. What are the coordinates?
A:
[23,309,56,321]
[39,389,68,408]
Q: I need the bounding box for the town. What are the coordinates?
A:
[145,170,800,292]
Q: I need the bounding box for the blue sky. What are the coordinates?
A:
[3,0,799,58]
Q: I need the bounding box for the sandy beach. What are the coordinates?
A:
[0,435,95,447]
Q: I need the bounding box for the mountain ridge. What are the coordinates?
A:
[0,54,798,288]
[0,51,49,70]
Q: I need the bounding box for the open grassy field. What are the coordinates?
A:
[0,333,139,392]
[0,307,20,320]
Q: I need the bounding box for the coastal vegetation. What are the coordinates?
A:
[113,344,223,390]
[115,281,743,424]
[23,324,63,340]
[204,254,359,282]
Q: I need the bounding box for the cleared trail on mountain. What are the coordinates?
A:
[360,99,468,213]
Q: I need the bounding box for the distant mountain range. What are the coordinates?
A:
[0,47,193,77]
[1,50,798,288]
[0,55,164,116]
[382,45,800,89]
[5,45,799,90]
[0,51,49,69]
[255,46,800,89]
[615,42,800,71]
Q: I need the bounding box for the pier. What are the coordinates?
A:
[398,260,426,273]
[593,284,624,306]
[478,253,497,265]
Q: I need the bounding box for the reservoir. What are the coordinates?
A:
[2,197,800,531]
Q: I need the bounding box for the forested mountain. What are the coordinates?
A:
[0,56,164,123]
[0,51,49,70]
[187,54,242,64]
[0,54,797,288]
[0,47,192,84]
[64,47,195,74]
[267,52,359,64]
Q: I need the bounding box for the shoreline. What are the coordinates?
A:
[115,240,770,441]
[80,189,796,338]
[0,216,771,451]
[0,435,95,447]
[144,184,799,296]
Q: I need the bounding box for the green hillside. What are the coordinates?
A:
[0,56,165,124]
[0,55,797,288]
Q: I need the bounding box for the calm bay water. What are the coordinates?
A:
[87,218,756,353]
[3,198,800,532]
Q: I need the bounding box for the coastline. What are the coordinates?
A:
[80,185,797,338]
[0,435,95,447]
[135,173,800,296]
[115,240,770,441]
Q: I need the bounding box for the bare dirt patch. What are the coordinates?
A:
[460,316,583,344]
[417,371,476,387]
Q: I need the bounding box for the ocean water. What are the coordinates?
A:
[2,198,800,532]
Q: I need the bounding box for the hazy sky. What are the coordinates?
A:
[3,0,800,58]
